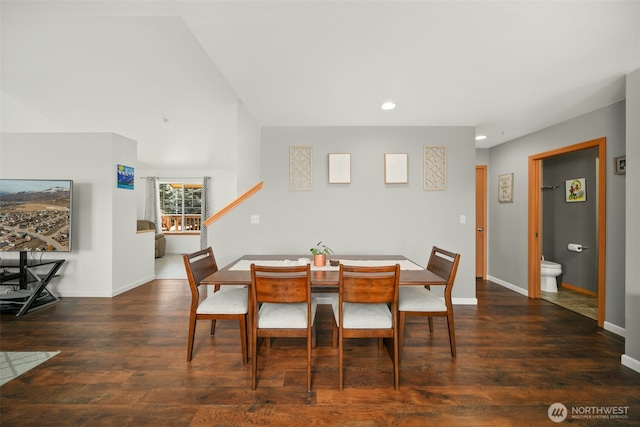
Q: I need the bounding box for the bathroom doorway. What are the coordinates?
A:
[540,148,598,320]
[527,137,606,327]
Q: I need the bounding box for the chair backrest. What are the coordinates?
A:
[339,264,400,304]
[250,264,311,305]
[183,247,218,295]
[426,246,461,300]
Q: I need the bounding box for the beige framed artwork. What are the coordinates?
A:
[289,146,313,191]
[498,173,513,202]
[328,153,351,183]
[384,153,408,184]
[423,146,446,190]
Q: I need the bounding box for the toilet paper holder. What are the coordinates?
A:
[567,243,588,253]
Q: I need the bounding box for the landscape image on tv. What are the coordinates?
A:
[0,179,72,252]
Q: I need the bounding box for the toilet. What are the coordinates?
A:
[541,260,562,292]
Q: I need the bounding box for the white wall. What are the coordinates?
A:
[208,126,478,303]
[487,102,627,330]
[134,100,261,256]
[0,132,154,297]
[623,69,640,372]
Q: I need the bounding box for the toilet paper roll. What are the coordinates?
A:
[567,243,583,253]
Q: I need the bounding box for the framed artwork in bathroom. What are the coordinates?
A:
[498,173,513,202]
[614,156,626,175]
[565,178,586,202]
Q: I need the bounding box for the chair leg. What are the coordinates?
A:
[311,325,317,349]
[307,328,312,392]
[427,316,434,333]
[332,321,338,348]
[393,330,399,391]
[398,311,406,359]
[446,312,456,359]
[338,330,344,391]
[187,315,197,362]
[239,316,248,364]
[210,319,217,336]
[252,334,259,390]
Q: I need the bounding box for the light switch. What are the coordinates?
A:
[251,215,260,224]
[460,215,466,224]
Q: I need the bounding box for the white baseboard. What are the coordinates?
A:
[487,275,528,296]
[621,354,640,374]
[112,275,155,297]
[604,321,625,338]
[453,298,478,305]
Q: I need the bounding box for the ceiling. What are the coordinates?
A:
[2,1,639,168]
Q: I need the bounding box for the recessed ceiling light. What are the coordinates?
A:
[475,135,487,141]
[381,101,396,111]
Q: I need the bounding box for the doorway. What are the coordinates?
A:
[476,166,487,279]
[528,137,606,327]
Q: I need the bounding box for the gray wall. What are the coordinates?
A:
[542,148,598,293]
[208,126,477,303]
[488,101,626,329]
[624,69,640,369]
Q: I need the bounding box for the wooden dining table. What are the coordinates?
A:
[202,254,447,287]
[201,254,448,357]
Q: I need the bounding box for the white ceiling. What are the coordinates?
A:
[2,1,639,168]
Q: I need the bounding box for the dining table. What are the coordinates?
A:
[201,254,448,288]
[201,254,448,356]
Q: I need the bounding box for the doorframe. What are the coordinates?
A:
[476,165,487,279]
[528,137,606,327]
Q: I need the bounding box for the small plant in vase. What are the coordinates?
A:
[310,241,333,267]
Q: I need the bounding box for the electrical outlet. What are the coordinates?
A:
[460,215,466,224]
[251,215,260,224]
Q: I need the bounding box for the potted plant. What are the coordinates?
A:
[310,241,333,267]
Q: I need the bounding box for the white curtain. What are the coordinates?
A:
[144,177,161,232]
[200,177,211,249]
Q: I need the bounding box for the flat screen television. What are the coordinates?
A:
[0,179,73,252]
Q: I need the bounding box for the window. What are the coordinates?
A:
[159,182,203,233]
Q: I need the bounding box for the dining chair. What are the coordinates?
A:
[250,264,317,392]
[332,264,401,391]
[398,246,461,359]
[183,247,248,364]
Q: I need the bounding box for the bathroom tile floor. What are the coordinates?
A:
[541,287,597,320]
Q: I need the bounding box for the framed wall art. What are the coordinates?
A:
[498,173,513,202]
[423,146,446,190]
[614,156,626,175]
[328,153,351,183]
[565,178,586,202]
[289,146,312,191]
[117,164,134,190]
[384,153,408,184]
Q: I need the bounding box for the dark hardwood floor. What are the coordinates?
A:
[1,280,639,426]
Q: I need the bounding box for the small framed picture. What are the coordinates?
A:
[328,153,351,183]
[614,156,626,175]
[384,153,408,184]
[498,173,513,202]
[565,178,586,202]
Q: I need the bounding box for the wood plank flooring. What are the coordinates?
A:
[1,280,639,426]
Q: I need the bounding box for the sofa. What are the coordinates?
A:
[137,220,166,258]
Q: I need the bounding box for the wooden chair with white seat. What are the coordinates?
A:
[250,264,317,392]
[398,246,461,359]
[183,247,248,364]
[332,264,401,391]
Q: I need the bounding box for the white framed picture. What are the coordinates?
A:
[328,153,351,183]
[384,153,408,184]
